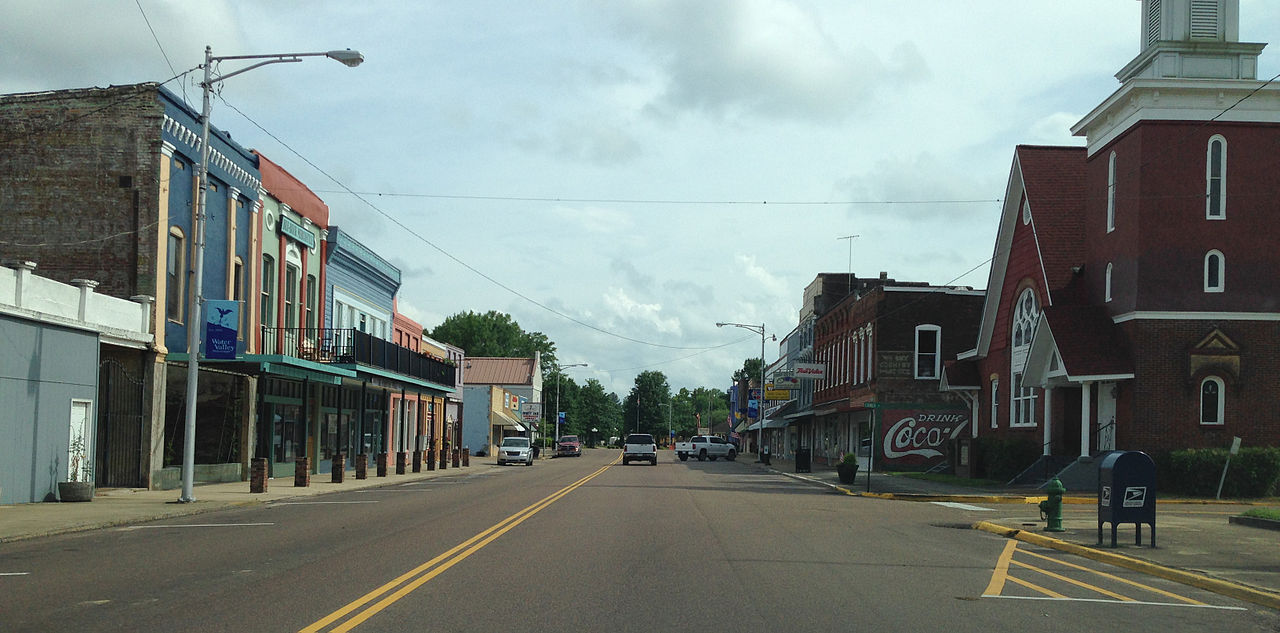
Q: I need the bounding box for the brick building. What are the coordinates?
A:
[944,0,1280,485]
[0,83,260,489]
[809,277,983,470]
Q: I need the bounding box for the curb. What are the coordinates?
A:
[1229,515,1280,531]
[973,520,1280,611]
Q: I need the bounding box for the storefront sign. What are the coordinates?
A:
[879,409,969,467]
[764,387,792,400]
[205,300,239,360]
[520,402,541,422]
[279,216,316,249]
[795,362,826,380]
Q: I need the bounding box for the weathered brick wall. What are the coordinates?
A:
[0,85,165,300]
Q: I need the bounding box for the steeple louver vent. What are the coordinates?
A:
[1147,0,1162,47]
[1189,0,1220,40]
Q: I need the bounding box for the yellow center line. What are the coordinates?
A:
[300,457,619,633]
[1018,548,1206,605]
[983,539,1019,596]
[1011,559,1134,601]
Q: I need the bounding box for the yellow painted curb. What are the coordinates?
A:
[973,520,1280,611]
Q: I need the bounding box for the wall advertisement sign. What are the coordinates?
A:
[205,300,239,360]
[878,409,969,468]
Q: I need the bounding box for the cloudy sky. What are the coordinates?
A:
[4,1,1278,397]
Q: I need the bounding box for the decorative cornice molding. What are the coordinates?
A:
[161,114,262,192]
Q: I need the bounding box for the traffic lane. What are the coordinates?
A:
[0,454,610,632]
[324,456,1040,633]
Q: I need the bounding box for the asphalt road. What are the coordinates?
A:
[2,449,1277,632]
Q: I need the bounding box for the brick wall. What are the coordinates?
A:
[0,85,165,299]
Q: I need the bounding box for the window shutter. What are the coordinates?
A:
[1147,0,1162,47]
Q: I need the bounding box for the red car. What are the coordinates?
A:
[555,435,582,457]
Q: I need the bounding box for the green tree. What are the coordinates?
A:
[623,370,672,440]
[732,357,764,384]
[576,378,622,446]
[427,310,557,373]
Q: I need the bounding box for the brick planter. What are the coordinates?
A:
[250,457,268,493]
[396,451,408,475]
[462,448,470,467]
[440,448,449,470]
[452,448,460,468]
[377,453,388,477]
[294,457,311,487]
[332,452,346,483]
[412,450,422,473]
[355,453,368,480]
[426,448,436,471]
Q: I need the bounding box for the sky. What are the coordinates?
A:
[4,1,1279,398]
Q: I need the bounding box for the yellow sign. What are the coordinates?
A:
[765,387,792,400]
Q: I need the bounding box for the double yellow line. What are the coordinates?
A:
[300,457,617,633]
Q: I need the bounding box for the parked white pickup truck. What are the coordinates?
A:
[675,436,737,462]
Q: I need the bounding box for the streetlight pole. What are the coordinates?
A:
[553,362,587,443]
[716,321,768,463]
[180,46,363,503]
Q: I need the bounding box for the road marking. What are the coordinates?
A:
[984,539,1018,596]
[117,522,274,530]
[301,456,620,633]
[932,501,995,511]
[1008,575,1067,598]
[986,595,1247,610]
[1018,548,1205,605]
[1012,559,1133,601]
[0,572,31,576]
[273,501,379,505]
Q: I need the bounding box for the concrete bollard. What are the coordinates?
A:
[427,448,436,471]
[377,453,388,477]
[332,452,346,483]
[294,457,311,487]
[250,457,268,493]
[412,450,422,473]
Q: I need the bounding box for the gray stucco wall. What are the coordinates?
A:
[0,315,99,503]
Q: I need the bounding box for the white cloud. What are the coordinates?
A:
[601,287,682,335]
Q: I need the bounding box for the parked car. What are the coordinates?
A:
[497,436,533,466]
[555,435,582,457]
[675,435,737,462]
[622,433,657,466]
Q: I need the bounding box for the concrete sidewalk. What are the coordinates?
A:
[753,455,1280,609]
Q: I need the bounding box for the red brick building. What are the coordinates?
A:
[944,0,1280,484]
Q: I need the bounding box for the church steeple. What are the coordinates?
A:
[1118,0,1263,82]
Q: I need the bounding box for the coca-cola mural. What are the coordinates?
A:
[879,409,969,468]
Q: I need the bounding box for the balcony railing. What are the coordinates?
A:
[260,326,455,387]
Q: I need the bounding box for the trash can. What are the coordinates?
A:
[795,447,811,473]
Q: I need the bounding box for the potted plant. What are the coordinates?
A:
[58,434,94,502]
[836,453,859,485]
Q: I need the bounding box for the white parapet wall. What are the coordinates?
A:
[0,262,152,348]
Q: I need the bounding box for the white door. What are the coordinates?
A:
[68,400,93,481]
[1097,382,1117,451]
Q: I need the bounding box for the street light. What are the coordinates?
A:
[658,401,672,448]
[553,362,587,443]
[717,321,769,462]
[180,46,363,503]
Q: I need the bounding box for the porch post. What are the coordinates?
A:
[1080,381,1092,458]
[1042,388,1052,456]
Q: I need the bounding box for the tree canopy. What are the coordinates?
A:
[427,310,557,374]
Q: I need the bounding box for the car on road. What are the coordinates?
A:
[555,435,582,457]
[675,435,737,462]
[497,436,533,466]
[622,433,657,465]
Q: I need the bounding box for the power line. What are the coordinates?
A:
[218,96,740,352]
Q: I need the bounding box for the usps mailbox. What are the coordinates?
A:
[1097,451,1156,548]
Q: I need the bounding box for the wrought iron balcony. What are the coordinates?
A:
[260,326,455,387]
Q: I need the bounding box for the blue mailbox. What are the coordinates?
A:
[1098,451,1157,548]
